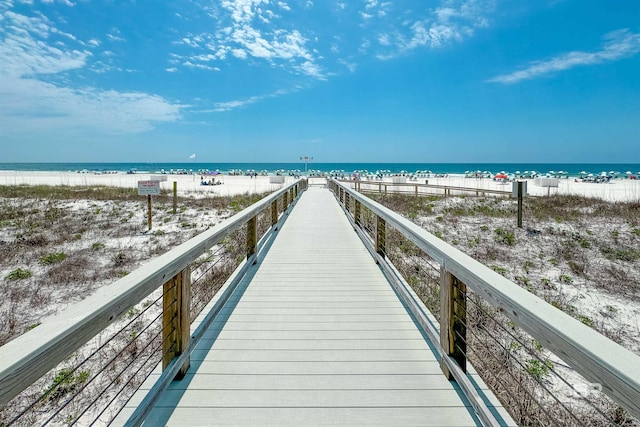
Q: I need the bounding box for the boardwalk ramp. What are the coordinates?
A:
[120,187,512,426]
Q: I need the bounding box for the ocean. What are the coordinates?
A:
[0,162,639,177]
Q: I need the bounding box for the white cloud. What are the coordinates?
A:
[106,30,125,42]
[372,0,494,59]
[0,6,183,137]
[488,29,640,84]
[209,0,323,78]
[232,48,248,58]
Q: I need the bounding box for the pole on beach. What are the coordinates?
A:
[517,181,523,228]
[173,181,177,214]
[147,195,152,231]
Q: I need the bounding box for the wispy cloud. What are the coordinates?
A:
[0,7,183,136]
[198,88,296,113]
[372,0,494,60]
[488,29,640,84]
[173,0,324,79]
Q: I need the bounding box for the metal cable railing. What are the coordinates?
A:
[0,179,307,426]
[329,179,640,426]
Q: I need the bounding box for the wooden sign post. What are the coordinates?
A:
[511,181,527,228]
[138,180,161,231]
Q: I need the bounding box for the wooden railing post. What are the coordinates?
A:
[345,192,350,212]
[440,269,467,379]
[354,200,361,227]
[283,191,289,210]
[271,200,278,228]
[162,267,191,379]
[376,216,386,258]
[339,188,344,204]
[246,215,257,261]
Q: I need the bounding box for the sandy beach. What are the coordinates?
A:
[0,171,299,197]
[1,171,639,202]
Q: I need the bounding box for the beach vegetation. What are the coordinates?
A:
[91,242,105,250]
[579,238,591,249]
[6,268,32,280]
[493,227,516,246]
[578,315,594,327]
[490,265,507,276]
[600,246,640,262]
[559,274,573,284]
[525,359,553,381]
[39,252,66,265]
[523,260,534,273]
[26,322,41,331]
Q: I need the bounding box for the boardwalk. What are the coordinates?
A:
[120,187,510,426]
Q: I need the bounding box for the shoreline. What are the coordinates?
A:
[0,170,639,201]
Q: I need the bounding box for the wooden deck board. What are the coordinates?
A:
[121,187,514,426]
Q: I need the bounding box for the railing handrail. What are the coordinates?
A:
[331,179,640,420]
[0,179,305,408]
[336,179,512,196]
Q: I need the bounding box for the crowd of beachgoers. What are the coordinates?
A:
[0,167,639,201]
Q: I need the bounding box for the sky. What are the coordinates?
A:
[1,0,639,164]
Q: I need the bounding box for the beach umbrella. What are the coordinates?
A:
[494,173,508,180]
[579,171,587,175]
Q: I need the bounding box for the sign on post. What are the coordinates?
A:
[138,180,161,196]
[138,180,160,231]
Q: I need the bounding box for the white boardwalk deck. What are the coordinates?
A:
[121,187,511,426]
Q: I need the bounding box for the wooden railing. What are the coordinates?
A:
[337,179,512,197]
[329,179,640,422]
[0,179,306,423]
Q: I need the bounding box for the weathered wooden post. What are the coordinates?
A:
[246,216,257,261]
[283,190,289,210]
[517,181,524,228]
[147,195,152,231]
[376,216,386,258]
[173,181,177,214]
[162,268,191,379]
[354,200,361,227]
[271,200,278,228]
[345,192,350,212]
[440,269,467,379]
[138,180,160,231]
[339,188,344,204]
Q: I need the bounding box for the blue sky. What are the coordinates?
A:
[1,0,639,163]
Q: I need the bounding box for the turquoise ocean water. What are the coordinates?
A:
[1,162,639,177]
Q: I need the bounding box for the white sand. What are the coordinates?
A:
[0,171,299,197]
[369,176,640,202]
[0,171,639,201]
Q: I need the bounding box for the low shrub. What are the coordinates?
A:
[6,268,32,280]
